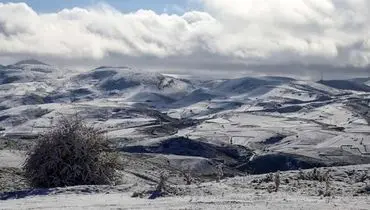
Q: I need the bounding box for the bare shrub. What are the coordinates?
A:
[266,173,274,182]
[311,168,320,180]
[298,168,304,178]
[256,172,274,186]
[274,171,280,192]
[216,164,224,183]
[156,172,168,192]
[23,116,121,188]
[324,171,331,197]
[355,170,368,183]
[182,166,193,185]
[149,172,169,199]
[267,184,275,193]
[132,191,146,198]
[298,168,329,182]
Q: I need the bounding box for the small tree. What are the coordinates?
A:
[23,116,121,188]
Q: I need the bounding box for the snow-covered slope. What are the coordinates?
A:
[0,60,369,175]
[1,60,370,208]
[319,80,370,92]
[0,60,62,84]
[74,66,194,95]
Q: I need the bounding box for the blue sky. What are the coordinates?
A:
[0,0,199,13]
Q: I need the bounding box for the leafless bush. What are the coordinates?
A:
[324,171,331,197]
[266,173,274,182]
[267,184,275,193]
[216,164,224,183]
[148,172,169,199]
[131,191,146,198]
[355,170,368,183]
[156,172,169,192]
[182,167,193,185]
[255,173,274,186]
[298,168,329,182]
[23,116,122,188]
[274,171,280,192]
[298,168,305,180]
[311,168,320,180]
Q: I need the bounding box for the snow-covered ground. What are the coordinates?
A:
[1,165,369,209]
[2,191,369,210]
[0,150,25,168]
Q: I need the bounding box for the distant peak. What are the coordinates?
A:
[14,59,49,66]
[94,66,129,70]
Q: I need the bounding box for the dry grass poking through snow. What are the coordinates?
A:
[23,116,122,188]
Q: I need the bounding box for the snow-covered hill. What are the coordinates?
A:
[0,60,369,158]
[0,60,369,207]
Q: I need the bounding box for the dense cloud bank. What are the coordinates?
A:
[0,0,369,76]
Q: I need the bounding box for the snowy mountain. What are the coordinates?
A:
[319,80,370,92]
[0,60,369,206]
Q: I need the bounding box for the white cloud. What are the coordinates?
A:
[200,0,370,64]
[0,1,370,75]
